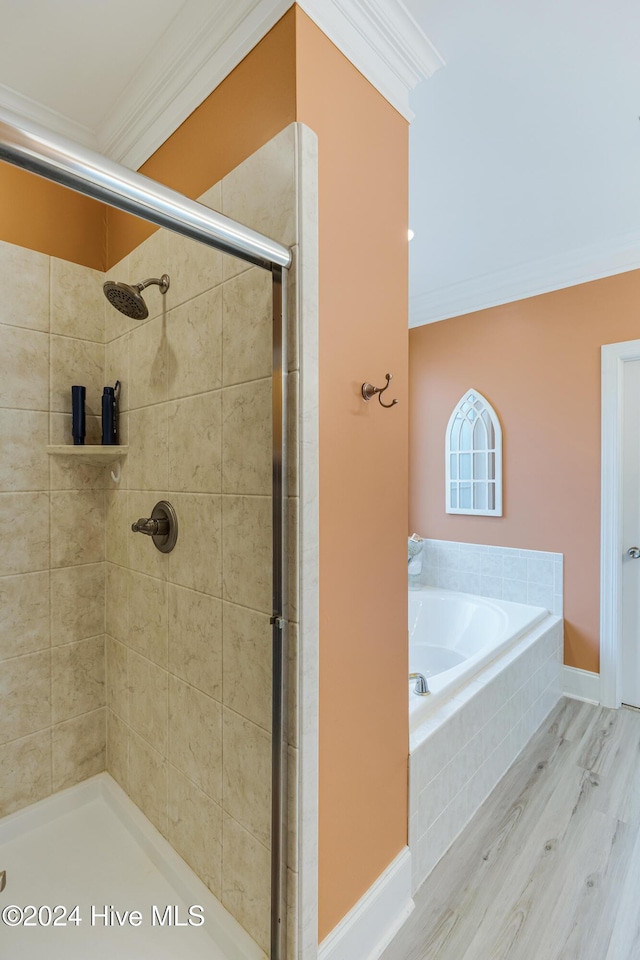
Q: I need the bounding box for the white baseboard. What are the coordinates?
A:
[563,666,601,705]
[318,848,414,960]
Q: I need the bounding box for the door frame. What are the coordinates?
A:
[600,339,640,708]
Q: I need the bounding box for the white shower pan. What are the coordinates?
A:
[0,773,266,960]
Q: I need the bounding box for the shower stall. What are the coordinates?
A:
[0,108,317,960]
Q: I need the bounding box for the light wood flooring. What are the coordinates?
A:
[383,698,640,960]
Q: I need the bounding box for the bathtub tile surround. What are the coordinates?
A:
[103,123,308,955]
[419,538,563,615]
[0,238,107,819]
[409,615,562,893]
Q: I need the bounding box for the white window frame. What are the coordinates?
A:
[445,388,503,517]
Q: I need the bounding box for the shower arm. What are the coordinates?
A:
[135,275,170,294]
[0,106,291,272]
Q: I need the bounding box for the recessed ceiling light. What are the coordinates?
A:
[408,229,415,241]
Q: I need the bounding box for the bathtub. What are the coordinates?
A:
[409,586,549,733]
[407,584,562,894]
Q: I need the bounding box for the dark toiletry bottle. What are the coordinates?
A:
[101,380,120,445]
[71,385,86,446]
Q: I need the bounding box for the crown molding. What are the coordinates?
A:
[0,82,96,151]
[297,0,444,121]
[409,231,640,327]
[98,0,292,169]
[101,0,442,169]
[0,1,442,174]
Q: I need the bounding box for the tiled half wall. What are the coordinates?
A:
[409,616,563,894]
[416,538,564,616]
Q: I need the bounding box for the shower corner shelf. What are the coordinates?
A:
[46,445,128,467]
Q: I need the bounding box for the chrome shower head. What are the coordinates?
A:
[103,274,170,320]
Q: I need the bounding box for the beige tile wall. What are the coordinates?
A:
[104,124,302,955]
[0,241,107,817]
[0,123,310,956]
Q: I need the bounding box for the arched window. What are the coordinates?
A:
[445,389,502,516]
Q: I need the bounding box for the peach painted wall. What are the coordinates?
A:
[0,164,105,269]
[409,269,640,674]
[296,9,410,940]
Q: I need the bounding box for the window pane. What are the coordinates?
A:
[488,482,496,510]
[450,484,458,508]
[488,452,496,480]
[468,393,476,403]
[482,410,495,448]
[459,482,472,509]
[450,415,462,451]
[460,420,471,450]
[474,483,487,510]
[450,454,458,480]
[473,452,487,480]
[459,453,471,480]
[473,416,487,450]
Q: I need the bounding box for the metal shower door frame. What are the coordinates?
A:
[270,264,288,960]
[0,107,291,960]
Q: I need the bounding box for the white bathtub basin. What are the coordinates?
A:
[409,586,549,733]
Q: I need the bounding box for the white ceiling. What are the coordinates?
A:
[405,0,640,323]
[0,0,186,130]
[2,0,636,326]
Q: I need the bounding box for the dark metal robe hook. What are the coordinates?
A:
[361,373,398,408]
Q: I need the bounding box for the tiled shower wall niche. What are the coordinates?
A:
[0,242,108,816]
[104,123,309,956]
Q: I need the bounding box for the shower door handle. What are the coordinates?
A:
[628,547,640,559]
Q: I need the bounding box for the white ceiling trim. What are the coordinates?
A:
[0,81,97,151]
[298,0,444,121]
[0,0,442,173]
[98,0,293,170]
[409,231,640,327]
[103,0,443,169]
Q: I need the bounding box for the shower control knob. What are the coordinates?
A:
[628,547,640,559]
[132,517,168,536]
[130,500,178,554]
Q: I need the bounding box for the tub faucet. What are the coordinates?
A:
[408,534,424,590]
[409,672,430,696]
[408,534,423,565]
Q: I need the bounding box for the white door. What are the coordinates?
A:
[620,358,640,707]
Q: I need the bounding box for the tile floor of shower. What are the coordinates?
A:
[0,773,265,960]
